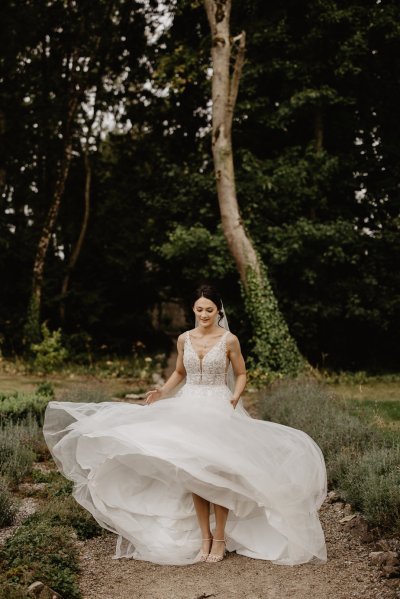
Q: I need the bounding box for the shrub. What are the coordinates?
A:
[0,422,36,485]
[1,518,80,599]
[30,323,68,373]
[0,477,18,527]
[262,378,400,533]
[30,467,73,500]
[262,378,380,460]
[29,467,101,538]
[333,446,400,531]
[0,392,49,424]
[37,494,102,540]
[35,381,55,398]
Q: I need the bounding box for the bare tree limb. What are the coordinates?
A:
[227,31,246,123]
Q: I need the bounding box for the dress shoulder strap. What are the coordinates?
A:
[221,329,229,343]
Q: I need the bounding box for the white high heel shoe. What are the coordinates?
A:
[194,537,213,563]
[205,539,226,563]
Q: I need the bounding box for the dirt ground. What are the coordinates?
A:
[78,501,398,599]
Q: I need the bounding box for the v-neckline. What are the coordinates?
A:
[187,331,227,361]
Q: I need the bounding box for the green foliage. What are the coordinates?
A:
[35,381,55,398]
[0,519,81,599]
[36,494,102,540]
[44,476,73,499]
[262,379,400,533]
[15,457,99,544]
[0,462,99,595]
[30,324,68,374]
[330,446,400,531]
[0,392,49,424]
[159,224,235,280]
[0,584,28,599]
[1,0,400,372]
[23,296,41,349]
[243,263,305,375]
[0,476,18,527]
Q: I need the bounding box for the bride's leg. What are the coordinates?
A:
[192,493,212,556]
[209,503,228,559]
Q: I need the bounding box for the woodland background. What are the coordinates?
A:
[1,0,400,372]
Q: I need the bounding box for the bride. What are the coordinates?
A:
[43,285,327,566]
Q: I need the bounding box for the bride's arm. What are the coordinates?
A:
[145,334,186,404]
[227,334,247,408]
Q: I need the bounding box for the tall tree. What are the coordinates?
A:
[0,0,150,346]
[203,0,304,373]
[25,1,115,344]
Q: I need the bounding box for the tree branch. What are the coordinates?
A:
[203,0,215,31]
[228,31,246,116]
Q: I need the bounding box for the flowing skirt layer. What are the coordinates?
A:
[43,384,327,566]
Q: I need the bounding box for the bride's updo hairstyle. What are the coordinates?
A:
[193,284,224,325]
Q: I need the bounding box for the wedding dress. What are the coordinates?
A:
[43,330,327,566]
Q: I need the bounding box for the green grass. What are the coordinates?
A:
[351,399,400,426]
[326,375,400,432]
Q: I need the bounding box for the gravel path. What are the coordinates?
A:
[78,500,397,599]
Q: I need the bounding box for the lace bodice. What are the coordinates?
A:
[184,331,229,386]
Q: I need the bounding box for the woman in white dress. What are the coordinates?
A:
[43,285,327,566]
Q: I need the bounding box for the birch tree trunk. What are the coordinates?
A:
[204,0,305,374]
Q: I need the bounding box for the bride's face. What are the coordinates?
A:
[193,298,218,328]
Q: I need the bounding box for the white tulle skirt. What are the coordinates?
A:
[43,383,327,566]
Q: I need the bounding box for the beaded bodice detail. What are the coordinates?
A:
[184,331,229,386]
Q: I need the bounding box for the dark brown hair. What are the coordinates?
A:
[193,285,224,325]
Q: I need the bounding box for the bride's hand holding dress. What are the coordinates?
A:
[145,334,187,405]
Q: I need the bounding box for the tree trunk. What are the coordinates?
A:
[24,2,109,345]
[204,0,305,374]
[24,93,79,345]
[60,145,92,323]
[0,109,6,192]
[314,105,324,153]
